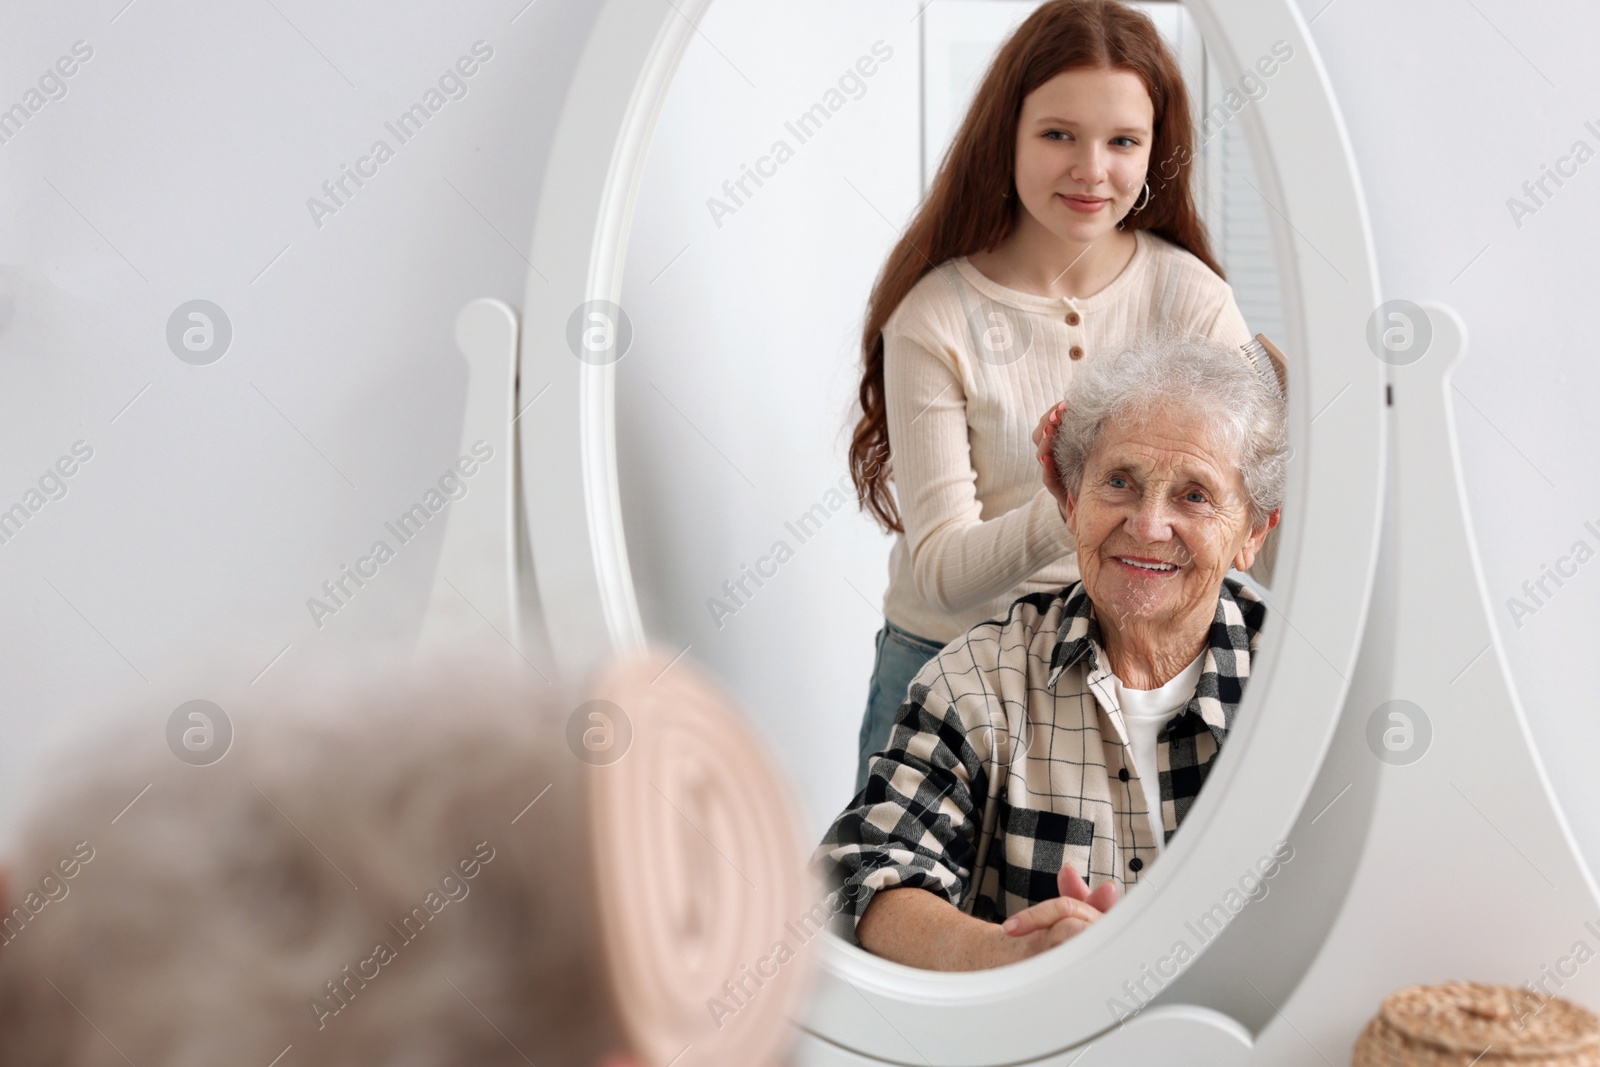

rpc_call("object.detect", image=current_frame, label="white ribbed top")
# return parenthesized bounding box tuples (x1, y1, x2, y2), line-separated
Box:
(881, 228, 1254, 644)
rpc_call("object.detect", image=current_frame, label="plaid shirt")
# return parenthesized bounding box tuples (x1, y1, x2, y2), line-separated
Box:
(814, 577, 1266, 941)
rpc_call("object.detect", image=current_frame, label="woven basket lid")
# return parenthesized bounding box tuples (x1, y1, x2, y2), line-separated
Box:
(1356, 982, 1600, 1066)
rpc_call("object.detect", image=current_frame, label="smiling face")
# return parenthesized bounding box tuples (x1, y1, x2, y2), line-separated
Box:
(1064, 405, 1276, 642)
(1012, 66, 1155, 245)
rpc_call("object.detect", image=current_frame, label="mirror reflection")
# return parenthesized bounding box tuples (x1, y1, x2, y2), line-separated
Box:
(619, 0, 1294, 970)
(817, 331, 1284, 969)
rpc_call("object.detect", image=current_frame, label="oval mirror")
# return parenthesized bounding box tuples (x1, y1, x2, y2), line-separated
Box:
(517, 0, 1383, 1060)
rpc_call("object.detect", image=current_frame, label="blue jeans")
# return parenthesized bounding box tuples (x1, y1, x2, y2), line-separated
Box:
(854, 620, 946, 795)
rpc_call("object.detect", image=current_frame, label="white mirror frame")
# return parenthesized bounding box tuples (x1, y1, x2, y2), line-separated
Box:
(513, 0, 1385, 1061)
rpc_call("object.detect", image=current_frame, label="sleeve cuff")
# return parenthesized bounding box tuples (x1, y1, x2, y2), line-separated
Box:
(1032, 484, 1076, 556)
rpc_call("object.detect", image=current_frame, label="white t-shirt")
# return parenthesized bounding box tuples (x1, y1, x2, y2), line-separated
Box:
(1110, 651, 1206, 854)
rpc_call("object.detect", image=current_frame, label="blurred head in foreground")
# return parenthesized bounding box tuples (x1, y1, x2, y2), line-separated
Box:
(0, 646, 815, 1066)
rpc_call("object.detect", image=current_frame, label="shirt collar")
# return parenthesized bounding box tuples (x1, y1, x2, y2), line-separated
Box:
(1045, 577, 1267, 747)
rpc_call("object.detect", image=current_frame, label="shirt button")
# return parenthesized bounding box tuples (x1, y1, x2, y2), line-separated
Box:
(1065, 311, 1081, 326)
(1129, 857, 1144, 872)
(1118, 767, 1129, 782)
(1069, 345, 1084, 360)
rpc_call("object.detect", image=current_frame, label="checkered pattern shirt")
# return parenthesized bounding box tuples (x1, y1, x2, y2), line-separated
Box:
(814, 577, 1266, 941)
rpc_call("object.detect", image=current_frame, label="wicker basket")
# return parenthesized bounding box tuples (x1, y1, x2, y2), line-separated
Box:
(1354, 982, 1600, 1066)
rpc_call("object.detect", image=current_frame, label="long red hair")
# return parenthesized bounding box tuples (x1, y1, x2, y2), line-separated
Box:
(848, 0, 1223, 533)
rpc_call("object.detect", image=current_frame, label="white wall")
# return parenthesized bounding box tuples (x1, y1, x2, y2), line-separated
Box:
(618, 0, 918, 835)
(1308, 0, 1600, 864)
(0, 0, 1595, 878)
(0, 0, 605, 834)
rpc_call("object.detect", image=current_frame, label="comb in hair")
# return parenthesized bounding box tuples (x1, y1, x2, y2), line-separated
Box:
(1242, 333, 1289, 400)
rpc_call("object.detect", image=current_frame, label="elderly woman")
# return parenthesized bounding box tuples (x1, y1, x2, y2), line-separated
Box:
(813, 332, 1285, 971)
(0, 649, 812, 1066)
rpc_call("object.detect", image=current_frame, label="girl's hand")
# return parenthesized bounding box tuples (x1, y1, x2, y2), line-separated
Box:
(1032, 401, 1071, 509)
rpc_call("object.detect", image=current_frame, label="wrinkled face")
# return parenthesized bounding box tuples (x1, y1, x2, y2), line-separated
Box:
(1013, 66, 1154, 245)
(1064, 406, 1276, 633)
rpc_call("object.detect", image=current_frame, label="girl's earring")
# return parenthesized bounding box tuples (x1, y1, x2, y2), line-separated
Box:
(1118, 180, 1152, 230)
(1129, 180, 1152, 215)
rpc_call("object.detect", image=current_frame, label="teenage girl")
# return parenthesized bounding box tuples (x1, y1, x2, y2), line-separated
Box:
(847, 0, 1258, 793)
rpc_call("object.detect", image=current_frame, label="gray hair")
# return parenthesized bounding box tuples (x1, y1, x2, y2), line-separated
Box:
(0, 651, 621, 1065)
(1050, 331, 1288, 527)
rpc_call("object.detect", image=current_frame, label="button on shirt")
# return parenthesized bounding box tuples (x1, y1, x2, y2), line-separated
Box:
(813, 577, 1266, 940)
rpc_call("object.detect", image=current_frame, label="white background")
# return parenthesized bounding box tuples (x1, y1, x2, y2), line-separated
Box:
(0, 0, 1594, 874)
